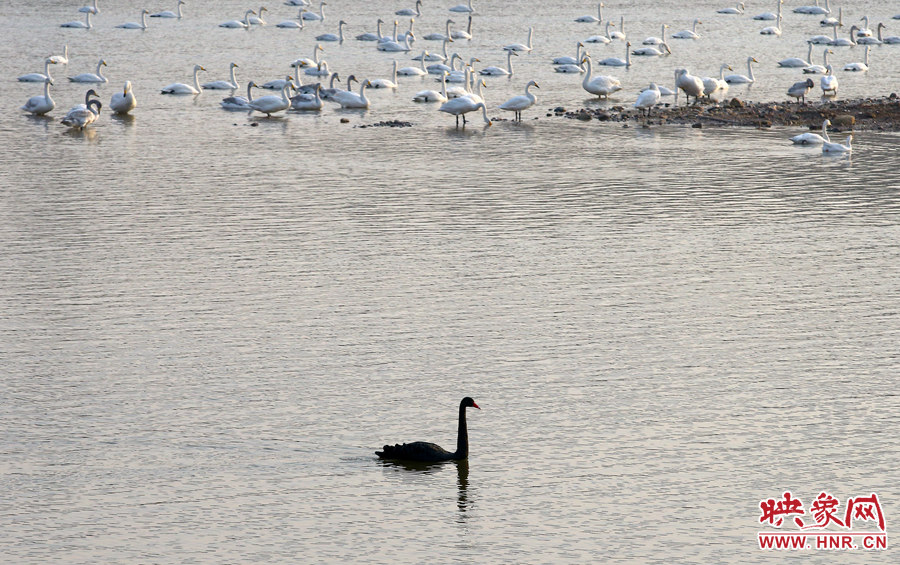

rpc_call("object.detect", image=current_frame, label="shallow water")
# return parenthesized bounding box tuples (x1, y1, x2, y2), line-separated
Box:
(3, 1, 900, 563)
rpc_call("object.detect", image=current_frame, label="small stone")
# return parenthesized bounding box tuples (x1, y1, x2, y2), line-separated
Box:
(833, 114, 855, 128)
(553, 106, 566, 113)
(728, 98, 744, 109)
(692, 122, 702, 129)
(340, 118, 350, 123)
(576, 111, 592, 121)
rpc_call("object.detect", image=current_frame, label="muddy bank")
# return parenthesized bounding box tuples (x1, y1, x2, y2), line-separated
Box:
(553, 94, 900, 132)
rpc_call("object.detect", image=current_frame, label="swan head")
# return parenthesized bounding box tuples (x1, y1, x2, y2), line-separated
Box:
(462, 397, 480, 409)
(85, 88, 99, 99)
(260, 6, 268, 13)
(100, 59, 108, 67)
(528, 80, 540, 89)
(122, 81, 132, 93)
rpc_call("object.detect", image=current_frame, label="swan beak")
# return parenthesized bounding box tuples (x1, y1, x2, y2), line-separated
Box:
(472, 402, 481, 409)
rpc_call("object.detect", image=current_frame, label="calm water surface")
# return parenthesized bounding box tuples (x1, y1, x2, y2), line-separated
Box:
(3, 1, 900, 563)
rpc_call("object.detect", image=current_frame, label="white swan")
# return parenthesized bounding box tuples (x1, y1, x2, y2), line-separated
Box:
(580, 54, 621, 98)
(161, 64, 205, 94)
(21, 78, 55, 115)
(305, 60, 332, 77)
(795, 0, 830, 15)
(585, 21, 615, 43)
(116, 9, 150, 29)
(609, 16, 626, 40)
(820, 65, 838, 95)
(424, 19, 454, 41)
(802, 49, 832, 73)
(634, 82, 660, 116)
(248, 6, 268, 25)
(79, 0, 99, 14)
(449, 0, 475, 14)
(110, 81, 137, 114)
(503, 27, 533, 52)
(276, 10, 306, 28)
(378, 31, 415, 51)
(643, 24, 669, 45)
(553, 42, 584, 65)
(248, 82, 292, 116)
(18, 58, 57, 82)
(291, 83, 323, 111)
(856, 16, 872, 37)
(822, 132, 851, 154)
(416, 38, 452, 61)
(702, 63, 732, 97)
(672, 19, 701, 39)
(779, 42, 813, 67)
(401, 52, 429, 75)
(857, 23, 884, 45)
(675, 68, 704, 102)
(302, 1, 327, 20)
(575, 3, 603, 23)
(396, 0, 422, 17)
(480, 50, 517, 76)
(332, 79, 372, 108)
(717, 2, 744, 14)
(724, 56, 757, 83)
(439, 98, 490, 127)
(842, 45, 870, 71)
(500, 79, 538, 121)
(753, 0, 782, 20)
(61, 89, 101, 129)
(760, 14, 783, 35)
(883, 25, 900, 44)
(829, 25, 858, 46)
(202, 63, 239, 90)
(370, 61, 399, 89)
(596, 41, 631, 67)
(219, 10, 256, 28)
(791, 118, 830, 144)
(151, 1, 185, 18)
(316, 19, 346, 41)
(68, 59, 108, 83)
(787, 78, 814, 102)
(632, 42, 670, 56)
(292, 44, 324, 68)
(355, 18, 383, 40)
(221, 81, 256, 110)
(413, 71, 449, 102)
(820, 6, 842, 27)
(452, 15, 474, 39)
(49, 45, 69, 66)
(61, 10, 92, 28)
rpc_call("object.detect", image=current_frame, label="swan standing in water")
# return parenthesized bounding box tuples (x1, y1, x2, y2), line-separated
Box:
(316, 20, 346, 42)
(724, 56, 757, 83)
(675, 68, 704, 103)
(634, 82, 660, 116)
(69, 59, 108, 83)
(413, 71, 449, 102)
(219, 10, 256, 28)
(480, 50, 517, 76)
(221, 81, 256, 110)
(820, 65, 838, 96)
(61, 11, 93, 28)
(439, 97, 491, 126)
(161, 64, 206, 94)
(500, 79, 538, 121)
(109, 81, 137, 114)
(61, 89, 102, 129)
(580, 54, 621, 98)
(201, 63, 240, 90)
(503, 27, 533, 52)
(291, 83, 323, 110)
(779, 43, 813, 67)
(787, 78, 814, 103)
(791, 118, 830, 144)
(332, 79, 372, 108)
(116, 9, 150, 29)
(575, 3, 603, 23)
(843, 45, 870, 71)
(248, 82, 292, 116)
(596, 41, 631, 67)
(18, 59, 57, 82)
(49, 46, 69, 66)
(151, 1, 185, 18)
(21, 78, 55, 115)
(672, 19, 702, 39)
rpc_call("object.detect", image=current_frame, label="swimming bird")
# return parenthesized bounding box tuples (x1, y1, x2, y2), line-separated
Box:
(795, 0, 830, 15)
(585, 21, 615, 43)
(829, 25, 858, 46)
(396, 0, 422, 17)
(842, 45, 869, 71)
(451, 15, 474, 39)
(634, 82, 660, 116)
(609, 16, 627, 40)
(290, 83, 323, 111)
(221, 81, 256, 110)
(480, 50, 517, 76)
(822, 134, 851, 154)
(377, 398, 480, 462)
(448, 0, 475, 14)
(820, 6, 842, 27)
(575, 3, 604, 23)
(580, 54, 621, 98)
(820, 65, 838, 96)
(857, 23, 884, 44)
(778, 43, 813, 68)
(116, 8, 150, 29)
(49, 45, 69, 66)
(79, 0, 99, 14)
(161, 64, 205, 94)
(276, 10, 306, 28)
(248, 82, 293, 116)
(552, 42, 584, 65)
(302, 1, 327, 20)
(754, 0, 782, 20)
(596, 42, 631, 67)
(672, 19, 702, 39)
(643, 24, 669, 45)
(503, 27, 533, 52)
(109, 81, 137, 114)
(790, 118, 830, 144)
(150, 1, 185, 18)
(424, 19, 455, 41)
(378, 31, 415, 51)
(248, 6, 268, 25)
(219, 10, 256, 28)
(787, 78, 814, 103)
(316, 19, 346, 42)
(717, 2, 744, 14)
(369, 61, 399, 89)
(292, 44, 324, 68)
(68, 59, 108, 83)
(61, 89, 101, 129)
(61, 10, 93, 28)
(632, 42, 670, 56)
(18, 58, 57, 82)
(724, 56, 758, 83)
(413, 72, 449, 102)
(332, 79, 372, 109)
(500, 79, 538, 121)
(760, 14, 783, 35)
(20, 78, 55, 115)
(201, 62, 240, 90)
(802, 49, 832, 74)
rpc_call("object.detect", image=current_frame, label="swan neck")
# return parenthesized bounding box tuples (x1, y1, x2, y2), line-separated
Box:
(455, 401, 469, 458)
(193, 67, 202, 91)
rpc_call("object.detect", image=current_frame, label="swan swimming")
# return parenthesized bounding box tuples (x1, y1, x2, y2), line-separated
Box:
(161, 64, 205, 94)
(503, 27, 533, 52)
(724, 56, 757, 83)
(116, 9, 150, 29)
(316, 20, 346, 42)
(21, 78, 55, 115)
(219, 10, 256, 28)
(575, 3, 604, 23)
(672, 19, 702, 39)
(595, 41, 631, 67)
(290, 83, 324, 111)
(842, 45, 870, 71)
(202, 63, 240, 90)
(68, 59, 108, 83)
(413, 72, 449, 102)
(480, 50, 517, 76)
(791, 118, 830, 144)
(332, 79, 372, 109)
(18, 59, 57, 82)
(221, 81, 256, 110)
(151, 1, 185, 18)
(49, 45, 69, 66)
(61, 10, 93, 28)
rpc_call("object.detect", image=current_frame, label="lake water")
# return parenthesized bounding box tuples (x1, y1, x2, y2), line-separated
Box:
(3, 1, 900, 563)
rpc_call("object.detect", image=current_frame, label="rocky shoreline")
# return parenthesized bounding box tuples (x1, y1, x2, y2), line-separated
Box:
(553, 94, 900, 132)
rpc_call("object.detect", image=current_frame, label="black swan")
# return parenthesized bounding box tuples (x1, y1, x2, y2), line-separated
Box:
(376, 397, 480, 462)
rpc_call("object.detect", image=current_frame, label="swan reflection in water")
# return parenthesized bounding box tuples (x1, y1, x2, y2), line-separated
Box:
(375, 458, 473, 515)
